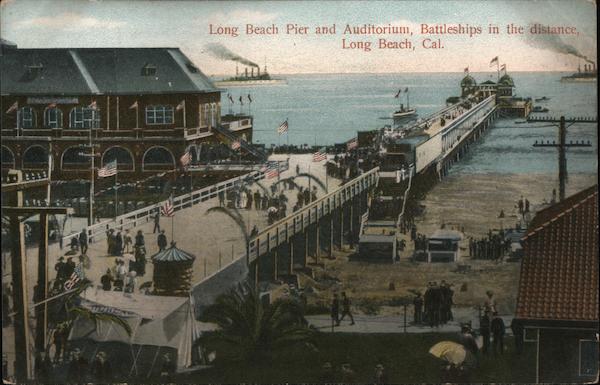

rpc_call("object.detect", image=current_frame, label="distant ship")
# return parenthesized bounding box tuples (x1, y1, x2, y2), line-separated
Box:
(561, 62, 597, 82)
(214, 65, 286, 87)
(393, 87, 417, 118)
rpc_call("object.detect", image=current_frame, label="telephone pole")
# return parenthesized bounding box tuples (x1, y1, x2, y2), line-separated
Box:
(528, 115, 595, 201)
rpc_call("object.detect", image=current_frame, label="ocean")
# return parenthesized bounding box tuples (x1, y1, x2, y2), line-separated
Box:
(224, 72, 597, 175)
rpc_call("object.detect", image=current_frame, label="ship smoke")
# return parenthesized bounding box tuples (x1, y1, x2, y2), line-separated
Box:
(524, 23, 594, 64)
(204, 43, 259, 68)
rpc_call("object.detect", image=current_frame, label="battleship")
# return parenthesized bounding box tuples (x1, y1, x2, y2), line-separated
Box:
(213, 64, 286, 87)
(561, 62, 597, 82)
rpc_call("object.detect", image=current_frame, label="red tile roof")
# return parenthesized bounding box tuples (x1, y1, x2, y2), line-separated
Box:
(515, 185, 598, 322)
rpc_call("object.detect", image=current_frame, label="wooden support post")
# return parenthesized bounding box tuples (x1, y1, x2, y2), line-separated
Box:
(339, 205, 344, 248)
(303, 229, 309, 268)
(288, 238, 294, 275)
(328, 215, 333, 258)
(315, 224, 320, 264)
(272, 248, 278, 282)
(9, 215, 31, 381)
(255, 238, 260, 290)
(35, 213, 49, 352)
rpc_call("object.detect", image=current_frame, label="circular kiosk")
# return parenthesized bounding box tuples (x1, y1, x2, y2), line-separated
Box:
(151, 241, 195, 296)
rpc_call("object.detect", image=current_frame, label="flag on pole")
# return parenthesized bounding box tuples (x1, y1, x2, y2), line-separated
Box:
(176, 100, 185, 111)
(277, 119, 288, 135)
(312, 149, 327, 162)
(489, 56, 499, 66)
(161, 196, 174, 217)
(98, 160, 117, 178)
(88, 100, 97, 109)
(394, 89, 401, 98)
(180, 151, 192, 167)
(64, 263, 84, 290)
(129, 101, 138, 109)
(346, 137, 358, 151)
(265, 166, 279, 179)
(5, 101, 18, 114)
(47, 103, 57, 109)
(248, 94, 252, 103)
(464, 67, 469, 73)
(228, 94, 234, 103)
(231, 140, 241, 150)
(238, 96, 244, 106)
(500, 64, 506, 71)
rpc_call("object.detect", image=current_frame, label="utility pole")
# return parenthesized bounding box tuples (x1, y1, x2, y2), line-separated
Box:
(529, 115, 595, 201)
(79, 129, 100, 226)
(2, 170, 72, 382)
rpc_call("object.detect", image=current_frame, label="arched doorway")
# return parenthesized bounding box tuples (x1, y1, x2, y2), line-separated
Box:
(1, 146, 15, 169)
(102, 146, 135, 171)
(61, 146, 91, 170)
(142, 146, 175, 171)
(22, 145, 49, 169)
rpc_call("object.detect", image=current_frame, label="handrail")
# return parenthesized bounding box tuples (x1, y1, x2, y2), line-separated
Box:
(61, 160, 289, 245)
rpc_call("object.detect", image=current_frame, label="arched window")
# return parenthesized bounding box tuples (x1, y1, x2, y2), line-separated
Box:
(210, 103, 217, 128)
(62, 146, 91, 170)
(69, 107, 100, 129)
(19, 107, 36, 128)
(145, 105, 174, 125)
(45, 107, 63, 128)
(142, 146, 175, 171)
(22, 145, 48, 169)
(102, 146, 134, 171)
(1, 146, 15, 169)
(203, 104, 210, 127)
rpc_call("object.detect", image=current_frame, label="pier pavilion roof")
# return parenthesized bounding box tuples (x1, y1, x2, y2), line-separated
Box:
(460, 74, 476, 87)
(1, 46, 218, 95)
(498, 74, 514, 86)
(515, 185, 598, 323)
(151, 242, 196, 263)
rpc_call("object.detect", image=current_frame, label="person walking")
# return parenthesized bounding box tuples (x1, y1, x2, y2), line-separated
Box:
(331, 293, 340, 327)
(135, 230, 145, 248)
(114, 232, 123, 257)
(339, 292, 355, 325)
(78, 229, 88, 255)
(480, 313, 491, 354)
(153, 210, 161, 233)
(491, 312, 505, 355)
(123, 229, 133, 254)
(218, 190, 225, 207)
(157, 230, 167, 251)
(413, 292, 423, 324)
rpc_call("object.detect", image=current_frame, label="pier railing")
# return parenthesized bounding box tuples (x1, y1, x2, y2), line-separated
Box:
(61, 160, 289, 245)
(247, 167, 380, 262)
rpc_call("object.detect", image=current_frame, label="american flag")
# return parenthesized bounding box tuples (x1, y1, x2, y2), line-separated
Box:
(277, 120, 288, 135)
(489, 56, 499, 66)
(265, 166, 279, 179)
(129, 101, 138, 110)
(5, 101, 18, 114)
(47, 103, 57, 109)
(394, 89, 401, 98)
(98, 160, 117, 178)
(346, 137, 358, 151)
(228, 94, 234, 103)
(64, 264, 84, 290)
(312, 149, 327, 162)
(248, 94, 252, 103)
(464, 67, 469, 73)
(231, 140, 241, 150)
(161, 196, 174, 217)
(180, 151, 192, 167)
(500, 64, 506, 71)
(176, 100, 185, 111)
(238, 95, 244, 106)
(88, 100, 97, 109)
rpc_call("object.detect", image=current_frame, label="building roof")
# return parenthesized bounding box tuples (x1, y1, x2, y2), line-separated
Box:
(460, 75, 476, 87)
(1, 47, 218, 95)
(429, 229, 462, 240)
(479, 80, 496, 85)
(498, 74, 514, 86)
(515, 185, 598, 323)
(151, 242, 196, 263)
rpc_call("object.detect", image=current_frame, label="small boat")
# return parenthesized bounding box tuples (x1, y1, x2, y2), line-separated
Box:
(392, 87, 417, 118)
(535, 96, 551, 102)
(532, 106, 549, 113)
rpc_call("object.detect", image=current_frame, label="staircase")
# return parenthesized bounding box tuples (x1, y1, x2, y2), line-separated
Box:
(213, 125, 269, 161)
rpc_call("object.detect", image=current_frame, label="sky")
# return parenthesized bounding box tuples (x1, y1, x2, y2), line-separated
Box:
(1, 0, 597, 75)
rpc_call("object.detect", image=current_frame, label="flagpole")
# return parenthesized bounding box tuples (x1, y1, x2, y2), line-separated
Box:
(136, 104, 139, 129)
(183, 100, 187, 128)
(114, 165, 118, 218)
(286, 118, 289, 149)
(308, 164, 312, 202)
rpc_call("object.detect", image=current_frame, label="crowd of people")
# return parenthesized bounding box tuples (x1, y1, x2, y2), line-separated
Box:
(412, 281, 455, 327)
(469, 229, 511, 260)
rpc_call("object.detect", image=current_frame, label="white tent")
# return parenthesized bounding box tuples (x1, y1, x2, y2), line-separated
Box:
(68, 288, 215, 374)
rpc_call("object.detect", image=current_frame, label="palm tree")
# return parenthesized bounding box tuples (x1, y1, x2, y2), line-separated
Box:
(206, 206, 249, 243)
(200, 282, 315, 363)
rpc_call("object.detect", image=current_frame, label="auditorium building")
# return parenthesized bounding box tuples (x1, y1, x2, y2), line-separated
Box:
(0, 39, 253, 182)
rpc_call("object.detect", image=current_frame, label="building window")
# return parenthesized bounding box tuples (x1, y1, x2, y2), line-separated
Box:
(145, 105, 174, 125)
(210, 103, 217, 127)
(142, 64, 157, 76)
(45, 107, 63, 128)
(69, 107, 100, 129)
(203, 104, 210, 127)
(19, 107, 36, 128)
(579, 340, 599, 377)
